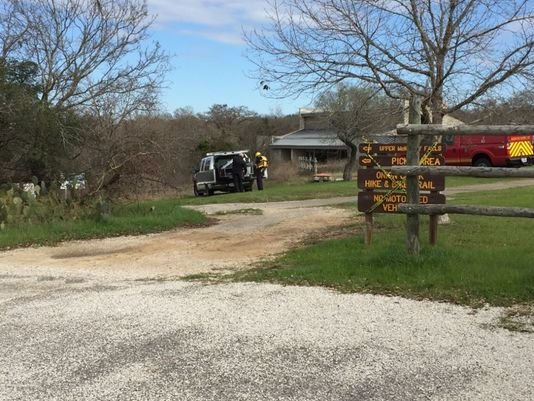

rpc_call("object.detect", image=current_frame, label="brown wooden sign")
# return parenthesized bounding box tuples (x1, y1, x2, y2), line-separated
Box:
(359, 143, 444, 154)
(357, 168, 445, 191)
(358, 191, 446, 213)
(359, 155, 445, 167)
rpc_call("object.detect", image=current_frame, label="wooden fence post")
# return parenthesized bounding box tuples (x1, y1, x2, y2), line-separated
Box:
(364, 212, 373, 246)
(406, 97, 421, 255)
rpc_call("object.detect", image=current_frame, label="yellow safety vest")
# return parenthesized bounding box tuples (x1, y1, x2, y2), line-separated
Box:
(257, 155, 268, 169)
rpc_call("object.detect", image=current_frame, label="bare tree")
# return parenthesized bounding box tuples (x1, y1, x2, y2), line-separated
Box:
(316, 84, 401, 180)
(246, 0, 534, 123)
(455, 89, 534, 124)
(0, 0, 168, 137)
(0, 0, 169, 189)
(201, 104, 258, 136)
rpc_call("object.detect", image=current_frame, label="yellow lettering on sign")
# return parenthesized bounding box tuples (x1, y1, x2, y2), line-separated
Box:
(364, 180, 383, 188)
(420, 157, 442, 166)
(379, 145, 396, 152)
(375, 171, 403, 181)
(382, 204, 398, 212)
(392, 157, 407, 165)
(421, 144, 443, 153)
(392, 180, 406, 189)
(376, 170, 387, 179)
(419, 181, 436, 190)
(385, 194, 407, 202)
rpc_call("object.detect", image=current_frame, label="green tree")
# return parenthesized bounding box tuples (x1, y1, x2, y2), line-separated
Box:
(197, 104, 258, 152)
(0, 59, 71, 181)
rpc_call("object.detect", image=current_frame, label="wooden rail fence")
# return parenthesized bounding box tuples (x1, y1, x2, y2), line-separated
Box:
(392, 123, 534, 255)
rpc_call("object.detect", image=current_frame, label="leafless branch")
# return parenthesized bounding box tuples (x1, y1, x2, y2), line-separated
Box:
(246, 0, 534, 121)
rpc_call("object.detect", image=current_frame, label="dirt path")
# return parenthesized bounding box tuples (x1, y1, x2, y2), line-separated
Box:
(0, 198, 356, 281)
(1, 178, 533, 281)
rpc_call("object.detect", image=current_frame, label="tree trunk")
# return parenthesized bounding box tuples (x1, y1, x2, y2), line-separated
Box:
(342, 141, 358, 181)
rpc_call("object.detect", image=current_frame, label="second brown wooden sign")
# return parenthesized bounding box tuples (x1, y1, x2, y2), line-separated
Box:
(357, 169, 445, 191)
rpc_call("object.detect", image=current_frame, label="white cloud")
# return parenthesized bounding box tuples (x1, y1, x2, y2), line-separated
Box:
(147, 0, 270, 43)
(175, 28, 246, 45)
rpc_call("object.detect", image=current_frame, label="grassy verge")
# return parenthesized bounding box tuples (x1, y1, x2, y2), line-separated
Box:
(178, 180, 358, 205)
(1, 175, 532, 255)
(178, 176, 527, 206)
(445, 175, 519, 188)
(230, 186, 534, 307)
(0, 199, 208, 249)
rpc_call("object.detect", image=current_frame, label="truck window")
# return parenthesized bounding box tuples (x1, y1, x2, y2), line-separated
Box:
(444, 135, 455, 145)
(215, 158, 231, 169)
(200, 158, 211, 172)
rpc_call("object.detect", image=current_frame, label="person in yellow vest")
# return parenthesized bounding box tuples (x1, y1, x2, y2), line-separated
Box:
(254, 151, 269, 190)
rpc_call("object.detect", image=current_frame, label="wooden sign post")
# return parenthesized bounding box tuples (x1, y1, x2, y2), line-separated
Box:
(357, 132, 445, 247)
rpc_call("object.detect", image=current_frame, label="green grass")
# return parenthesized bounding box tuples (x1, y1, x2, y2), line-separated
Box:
(445, 175, 512, 187)
(0, 176, 530, 250)
(448, 185, 534, 207)
(178, 176, 516, 205)
(178, 180, 358, 205)
(230, 186, 534, 307)
(0, 199, 208, 249)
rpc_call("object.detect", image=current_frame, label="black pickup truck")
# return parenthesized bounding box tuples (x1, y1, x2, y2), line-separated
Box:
(192, 150, 255, 196)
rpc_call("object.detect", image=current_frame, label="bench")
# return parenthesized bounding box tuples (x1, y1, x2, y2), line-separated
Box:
(313, 173, 332, 182)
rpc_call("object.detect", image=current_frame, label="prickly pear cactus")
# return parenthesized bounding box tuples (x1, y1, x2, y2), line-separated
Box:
(0, 185, 39, 225)
(0, 181, 90, 227)
(0, 201, 7, 226)
(10, 196, 23, 219)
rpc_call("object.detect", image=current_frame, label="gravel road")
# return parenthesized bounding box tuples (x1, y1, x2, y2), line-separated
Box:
(1, 279, 532, 401)
(1, 182, 533, 400)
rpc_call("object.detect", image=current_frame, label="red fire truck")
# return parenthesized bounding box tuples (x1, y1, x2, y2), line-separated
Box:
(443, 134, 534, 167)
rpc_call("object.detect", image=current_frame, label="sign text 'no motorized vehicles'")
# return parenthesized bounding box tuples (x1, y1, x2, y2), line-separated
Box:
(358, 191, 446, 213)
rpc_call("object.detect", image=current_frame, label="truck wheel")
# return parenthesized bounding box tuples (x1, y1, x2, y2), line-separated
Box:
(473, 156, 492, 167)
(193, 182, 200, 197)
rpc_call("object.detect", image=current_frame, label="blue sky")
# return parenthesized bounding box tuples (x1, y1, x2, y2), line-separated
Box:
(146, 0, 311, 116)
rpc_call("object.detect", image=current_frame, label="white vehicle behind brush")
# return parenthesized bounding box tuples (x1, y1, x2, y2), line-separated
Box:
(192, 150, 255, 196)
